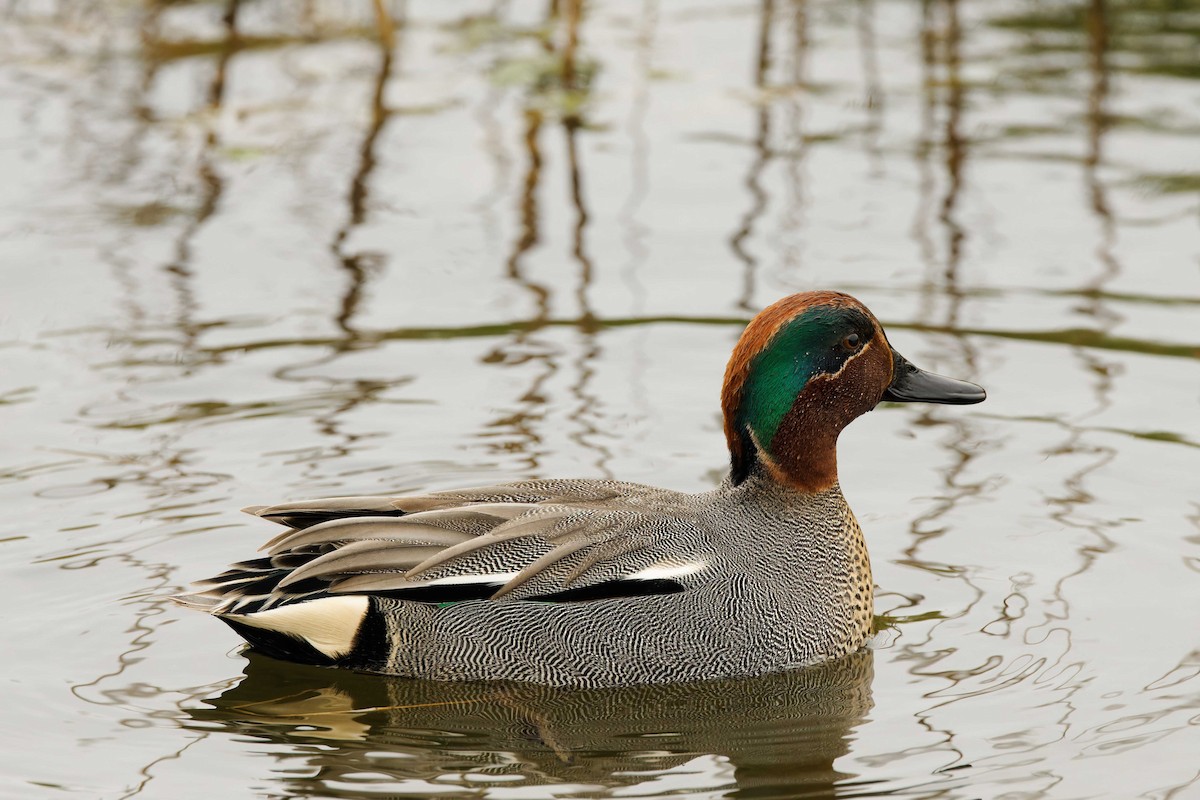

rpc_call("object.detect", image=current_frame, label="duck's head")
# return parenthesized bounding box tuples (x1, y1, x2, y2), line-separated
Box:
(721, 291, 985, 492)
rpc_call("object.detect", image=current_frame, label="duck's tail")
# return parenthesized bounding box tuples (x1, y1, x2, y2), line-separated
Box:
(173, 570, 374, 668)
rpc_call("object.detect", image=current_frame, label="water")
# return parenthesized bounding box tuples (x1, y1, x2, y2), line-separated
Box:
(1, 1, 1197, 798)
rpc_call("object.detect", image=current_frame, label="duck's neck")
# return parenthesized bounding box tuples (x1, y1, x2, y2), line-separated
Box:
(753, 419, 840, 494)
(727, 460, 844, 506)
(733, 379, 852, 493)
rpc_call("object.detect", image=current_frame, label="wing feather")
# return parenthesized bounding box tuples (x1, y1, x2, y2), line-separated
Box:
(262, 516, 480, 555)
(401, 509, 580, 578)
(276, 542, 447, 589)
(195, 479, 705, 613)
(490, 538, 594, 599)
(253, 496, 408, 529)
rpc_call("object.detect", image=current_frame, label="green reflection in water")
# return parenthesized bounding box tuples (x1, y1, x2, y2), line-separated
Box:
(991, 0, 1200, 79)
(168, 316, 1198, 361)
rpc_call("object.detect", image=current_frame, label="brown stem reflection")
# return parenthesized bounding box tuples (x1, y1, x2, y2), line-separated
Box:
(893, 4, 1138, 779)
(564, 117, 594, 321)
(913, 0, 970, 319)
(910, 0, 968, 326)
(938, 0, 966, 305)
(289, 9, 409, 485)
(984, 6, 1123, 763)
(1082, 0, 1122, 326)
(69, 13, 419, 759)
(905, 0, 985, 588)
(911, 0, 938, 280)
(556, 0, 594, 326)
(474, 59, 514, 257)
(506, 108, 551, 314)
(561, 0, 583, 93)
(1000, 0, 1122, 667)
(466, 10, 554, 477)
(856, 0, 885, 177)
(65, 3, 251, 731)
(729, 0, 775, 312)
(481, 1, 611, 478)
(563, 114, 614, 476)
(618, 0, 659, 442)
(147, 0, 242, 365)
(962, 351, 1119, 777)
(619, 0, 656, 311)
(1038, 0, 1126, 621)
(557, 2, 610, 477)
(892, 0, 993, 766)
(484, 107, 556, 476)
(777, 0, 810, 283)
(329, 0, 398, 340)
(117, 734, 206, 800)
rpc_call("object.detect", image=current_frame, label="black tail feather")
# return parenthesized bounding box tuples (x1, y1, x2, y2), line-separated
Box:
(219, 617, 336, 667)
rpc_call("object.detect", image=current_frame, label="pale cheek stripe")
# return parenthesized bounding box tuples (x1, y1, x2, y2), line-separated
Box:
(824, 339, 874, 381)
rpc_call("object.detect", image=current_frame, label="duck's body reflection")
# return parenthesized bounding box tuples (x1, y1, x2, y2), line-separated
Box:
(188, 649, 874, 799)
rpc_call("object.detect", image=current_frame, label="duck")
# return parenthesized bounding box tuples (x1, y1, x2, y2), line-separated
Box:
(179, 291, 985, 688)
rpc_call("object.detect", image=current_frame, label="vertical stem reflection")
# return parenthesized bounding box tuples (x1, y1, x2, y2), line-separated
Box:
(330, 1, 399, 340)
(730, 0, 775, 312)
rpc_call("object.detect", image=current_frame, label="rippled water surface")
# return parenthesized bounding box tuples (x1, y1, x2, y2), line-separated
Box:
(2, 1, 1198, 798)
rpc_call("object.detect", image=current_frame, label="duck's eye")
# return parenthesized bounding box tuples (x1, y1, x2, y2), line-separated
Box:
(842, 333, 862, 351)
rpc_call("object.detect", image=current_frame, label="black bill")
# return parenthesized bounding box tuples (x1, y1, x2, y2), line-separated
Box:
(882, 351, 986, 405)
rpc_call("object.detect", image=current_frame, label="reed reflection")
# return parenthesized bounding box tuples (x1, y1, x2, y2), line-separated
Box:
(473, 21, 515, 259)
(68, 3, 408, 723)
(729, 0, 775, 312)
(856, 0, 885, 177)
(619, 0, 657, 311)
(913, 0, 969, 323)
(777, 0, 810, 289)
(902, 0, 987, 600)
(138, 0, 243, 364)
(482, 106, 556, 475)
(329, 0, 397, 340)
(479, 0, 612, 478)
(563, 108, 615, 476)
(887, 3, 994, 771)
(1031, 0, 1123, 616)
(616, 0, 659, 440)
(888, 3, 1150, 786)
(186, 650, 875, 800)
(728, 0, 812, 307)
(1030, 0, 1125, 636)
(57, 3, 250, 718)
(268, 3, 408, 484)
(1082, 0, 1122, 323)
(984, 3, 1122, 766)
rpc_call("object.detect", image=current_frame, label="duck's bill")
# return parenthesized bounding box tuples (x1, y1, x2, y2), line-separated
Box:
(882, 352, 986, 405)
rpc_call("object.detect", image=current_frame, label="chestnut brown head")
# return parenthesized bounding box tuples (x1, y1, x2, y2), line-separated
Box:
(721, 292, 985, 491)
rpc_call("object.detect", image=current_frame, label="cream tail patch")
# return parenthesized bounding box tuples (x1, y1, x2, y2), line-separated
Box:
(227, 595, 369, 659)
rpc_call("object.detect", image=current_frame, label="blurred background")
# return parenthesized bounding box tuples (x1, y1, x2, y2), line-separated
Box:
(1, 1, 1198, 798)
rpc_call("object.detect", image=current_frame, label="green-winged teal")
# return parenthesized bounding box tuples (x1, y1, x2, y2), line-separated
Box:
(180, 291, 985, 687)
